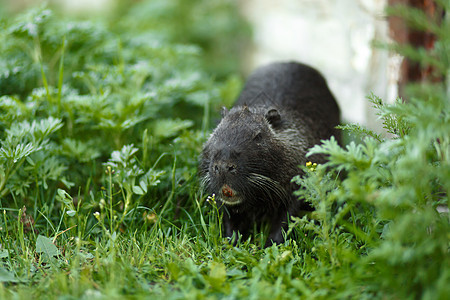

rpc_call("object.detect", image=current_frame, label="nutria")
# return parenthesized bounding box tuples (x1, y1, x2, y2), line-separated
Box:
(199, 62, 340, 246)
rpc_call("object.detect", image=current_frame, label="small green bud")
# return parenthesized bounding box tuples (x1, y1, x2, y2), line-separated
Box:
(99, 199, 106, 209)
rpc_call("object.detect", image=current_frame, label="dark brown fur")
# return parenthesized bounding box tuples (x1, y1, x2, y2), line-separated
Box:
(200, 62, 340, 246)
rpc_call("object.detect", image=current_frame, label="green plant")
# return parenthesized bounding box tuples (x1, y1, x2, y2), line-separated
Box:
(113, 0, 251, 78)
(290, 2, 449, 298)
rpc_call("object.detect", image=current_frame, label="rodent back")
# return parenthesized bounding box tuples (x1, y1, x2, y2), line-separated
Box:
(235, 62, 340, 133)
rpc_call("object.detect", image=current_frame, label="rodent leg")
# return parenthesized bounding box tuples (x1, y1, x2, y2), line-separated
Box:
(265, 211, 288, 247)
(221, 207, 250, 245)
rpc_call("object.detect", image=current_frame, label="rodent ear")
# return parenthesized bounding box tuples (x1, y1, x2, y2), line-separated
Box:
(221, 107, 229, 118)
(265, 108, 281, 127)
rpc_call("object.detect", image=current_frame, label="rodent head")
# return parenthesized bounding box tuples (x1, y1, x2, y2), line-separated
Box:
(200, 105, 289, 209)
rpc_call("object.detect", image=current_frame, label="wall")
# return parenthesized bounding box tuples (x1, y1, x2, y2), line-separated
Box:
(241, 0, 400, 131)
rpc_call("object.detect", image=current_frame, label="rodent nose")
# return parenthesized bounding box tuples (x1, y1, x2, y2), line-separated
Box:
(213, 162, 237, 175)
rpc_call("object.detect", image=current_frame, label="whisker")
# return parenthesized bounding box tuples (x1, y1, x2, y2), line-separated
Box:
(246, 173, 289, 208)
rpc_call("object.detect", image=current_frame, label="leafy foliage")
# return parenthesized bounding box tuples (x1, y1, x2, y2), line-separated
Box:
(290, 3, 449, 297)
(113, 0, 251, 78)
(0, 1, 448, 299)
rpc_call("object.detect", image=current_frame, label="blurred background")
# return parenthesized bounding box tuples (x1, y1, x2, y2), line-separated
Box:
(1, 0, 436, 133)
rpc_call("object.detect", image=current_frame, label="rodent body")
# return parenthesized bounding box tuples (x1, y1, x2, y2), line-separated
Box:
(200, 62, 340, 246)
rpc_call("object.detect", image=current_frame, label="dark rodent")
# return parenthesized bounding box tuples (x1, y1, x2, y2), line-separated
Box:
(199, 62, 340, 246)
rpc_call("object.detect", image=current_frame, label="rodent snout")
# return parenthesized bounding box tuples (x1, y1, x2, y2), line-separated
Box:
(221, 184, 235, 198)
(212, 161, 237, 175)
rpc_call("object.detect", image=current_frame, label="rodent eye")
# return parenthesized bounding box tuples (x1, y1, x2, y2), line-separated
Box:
(253, 132, 263, 142)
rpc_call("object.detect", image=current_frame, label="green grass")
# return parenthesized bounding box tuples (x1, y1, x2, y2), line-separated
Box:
(0, 1, 449, 299)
